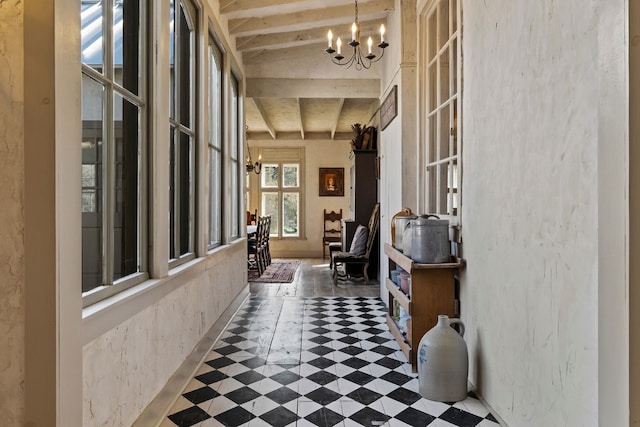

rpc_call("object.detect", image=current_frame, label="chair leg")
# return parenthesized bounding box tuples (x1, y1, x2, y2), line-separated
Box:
(363, 262, 370, 285)
(332, 262, 339, 286)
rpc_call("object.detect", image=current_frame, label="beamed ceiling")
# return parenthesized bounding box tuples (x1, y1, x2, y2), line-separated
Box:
(220, 0, 395, 140)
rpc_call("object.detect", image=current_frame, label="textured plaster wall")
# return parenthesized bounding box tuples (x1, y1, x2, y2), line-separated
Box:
(461, 1, 601, 425)
(247, 139, 352, 258)
(82, 245, 247, 427)
(0, 2, 25, 425)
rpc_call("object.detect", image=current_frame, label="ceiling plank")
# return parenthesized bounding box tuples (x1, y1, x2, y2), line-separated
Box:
(247, 131, 353, 141)
(331, 98, 345, 140)
(228, 0, 394, 35)
(222, 0, 319, 14)
(250, 98, 277, 139)
(236, 19, 386, 52)
(296, 98, 305, 139)
(247, 78, 380, 98)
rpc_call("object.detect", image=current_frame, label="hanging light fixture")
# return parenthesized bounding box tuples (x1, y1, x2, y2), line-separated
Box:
(324, 0, 389, 70)
(245, 126, 262, 174)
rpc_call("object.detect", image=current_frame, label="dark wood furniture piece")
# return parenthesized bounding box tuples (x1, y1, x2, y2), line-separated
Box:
(342, 150, 379, 278)
(333, 203, 380, 285)
(384, 243, 464, 371)
(322, 209, 342, 259)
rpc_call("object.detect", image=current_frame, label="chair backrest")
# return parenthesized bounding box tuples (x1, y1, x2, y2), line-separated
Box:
(363, 203, 380, 257)
(323, 209, 342, 236)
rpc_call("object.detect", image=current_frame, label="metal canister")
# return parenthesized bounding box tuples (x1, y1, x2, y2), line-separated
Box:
(394, 214, 417, 251)
(411, 215, 450, 263)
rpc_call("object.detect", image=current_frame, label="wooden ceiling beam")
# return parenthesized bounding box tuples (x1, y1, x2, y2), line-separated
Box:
(331, 98, 345, 140)
(236, 19, 386, 52)
(247, 78, 380, 98)
(296, 98, 305, 140)
(250, 98, 277, 140)
(247, 131, 353, 141)
(228, 0, 394, 35)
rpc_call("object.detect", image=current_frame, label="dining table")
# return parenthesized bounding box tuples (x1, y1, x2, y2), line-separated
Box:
(247, 225, 257, 237)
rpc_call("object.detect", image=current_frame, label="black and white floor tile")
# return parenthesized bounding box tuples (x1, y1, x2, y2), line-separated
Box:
(164, 297, 499, 427)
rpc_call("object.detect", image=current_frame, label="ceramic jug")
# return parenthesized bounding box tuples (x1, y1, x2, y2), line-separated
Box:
(417, 315, 468, 402)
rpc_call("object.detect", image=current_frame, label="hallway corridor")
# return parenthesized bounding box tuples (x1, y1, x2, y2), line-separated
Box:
(160, 260, 499, 427)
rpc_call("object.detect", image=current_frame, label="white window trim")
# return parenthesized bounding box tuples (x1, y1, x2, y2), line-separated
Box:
(418, 0, 463, 229)
(258, 147, 306, 240)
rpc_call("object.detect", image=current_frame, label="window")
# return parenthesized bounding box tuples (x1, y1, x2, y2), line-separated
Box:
(421, 0, 461, 223)
(169, 0, 197, 264)
(259, 149, 304, 238)
(229, 75, 241, 238)
(81, 0, 147, 296)
(208, 38, 223, 248)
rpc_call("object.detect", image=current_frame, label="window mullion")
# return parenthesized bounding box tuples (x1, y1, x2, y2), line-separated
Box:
(104, 83, 116, 285)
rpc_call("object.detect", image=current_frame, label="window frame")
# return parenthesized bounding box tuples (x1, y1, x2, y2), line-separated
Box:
(81, 0, 149, 306)
(168, 0, 198, 267)
(419, 0, 462, 227)
(229, 74, 242, 240)
(207, 35, 224, 250)
(258, 148, 305, 239)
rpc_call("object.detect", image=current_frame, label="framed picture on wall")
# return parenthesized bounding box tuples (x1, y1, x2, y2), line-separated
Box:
(380, 85, 397, 131)
(319, 168, 344, 197)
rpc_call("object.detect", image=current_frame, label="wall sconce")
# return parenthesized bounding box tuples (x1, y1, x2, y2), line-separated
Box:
(246, 152, 262, 175)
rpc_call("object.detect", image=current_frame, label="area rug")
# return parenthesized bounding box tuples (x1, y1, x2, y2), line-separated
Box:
(248, 260, 301, 283)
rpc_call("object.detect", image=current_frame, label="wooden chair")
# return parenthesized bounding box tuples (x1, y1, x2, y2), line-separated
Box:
(248, 216, 265, 274)
(332, 203, 380, 286)
(322, 209, 342, 259)
(246, 209, 257, 225)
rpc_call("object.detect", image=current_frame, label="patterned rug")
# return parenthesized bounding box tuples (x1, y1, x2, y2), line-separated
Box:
(248, 260, 300, 283)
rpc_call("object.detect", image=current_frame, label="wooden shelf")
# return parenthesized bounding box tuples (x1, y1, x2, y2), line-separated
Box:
(384, 242, 463, 372)
(384, 243, 464, 271)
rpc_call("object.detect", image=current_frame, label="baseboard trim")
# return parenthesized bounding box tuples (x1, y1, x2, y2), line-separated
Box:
(132, 285, 250, 427)
(467, 381, 508, 426)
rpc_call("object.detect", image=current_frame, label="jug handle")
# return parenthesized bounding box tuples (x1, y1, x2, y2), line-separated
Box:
(449, 318, 465, 337)
(391, 207, 413, 247)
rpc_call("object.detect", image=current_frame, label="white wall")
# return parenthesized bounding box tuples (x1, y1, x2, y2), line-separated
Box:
(0, 3, 25, 425)
(247, 139, 352, 258)
(461, 1, 627, 425)
(83, 245, 247, 426)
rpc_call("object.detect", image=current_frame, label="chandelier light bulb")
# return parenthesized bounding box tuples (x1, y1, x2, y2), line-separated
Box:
(351, 22, 357, 42)
(337, 37, 342, 55)
(367, 37, 372, 54)
(328, 30, 333, 48)
(380, 24, 385, 43)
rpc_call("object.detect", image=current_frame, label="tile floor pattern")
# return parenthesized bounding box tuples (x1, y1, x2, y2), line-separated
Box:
(164, 296, 499, 427)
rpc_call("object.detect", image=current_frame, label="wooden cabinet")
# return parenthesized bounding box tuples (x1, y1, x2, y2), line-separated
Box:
(384, 243, 463, 371)
(343, 150, 378, 278)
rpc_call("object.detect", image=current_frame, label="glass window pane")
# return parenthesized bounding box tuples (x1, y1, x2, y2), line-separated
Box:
(438, 163, 448, 215)
(209, 43, 223, 149)
(113, 93, 141, 280)
(169, 128, 176, 260)
(179, 3, 193, 128)
(82, 74, 105, 292)
(451, 0, 457, 36)
(427, 10, 437, 62)
(428, 64, 437, 112)
(262, 193, 279, 236)
(81, 1, 104, 73)
(440, 48, 450, 103)
(283, 164, 299, 187)
(261, 164, 279, 188)
(439, 104, 450, 161)
(282, 193, 299, 237)
(439, 0, 449, 49)
(209, 147, 221, 245)
(169, 0, 176, 119)
(179, 131, 192, 256)
(114, 0, 140, 95)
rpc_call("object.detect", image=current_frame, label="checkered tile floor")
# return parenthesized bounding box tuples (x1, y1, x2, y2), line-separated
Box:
(165, 297, 499, 427)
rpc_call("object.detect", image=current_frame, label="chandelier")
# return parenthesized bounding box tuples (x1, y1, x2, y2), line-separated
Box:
(324, 0, 389, 70)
